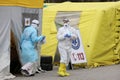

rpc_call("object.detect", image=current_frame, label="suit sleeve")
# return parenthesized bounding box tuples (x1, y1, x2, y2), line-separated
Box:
(57, 28, 65, 41)
(31, 29, 43, 43)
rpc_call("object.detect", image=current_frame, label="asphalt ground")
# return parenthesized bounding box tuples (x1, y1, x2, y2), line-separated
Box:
(12, 64, 120, 80)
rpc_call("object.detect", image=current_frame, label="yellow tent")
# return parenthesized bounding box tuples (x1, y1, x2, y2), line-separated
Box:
(41, 2, 120, 68)
(0, 0, 43, 8)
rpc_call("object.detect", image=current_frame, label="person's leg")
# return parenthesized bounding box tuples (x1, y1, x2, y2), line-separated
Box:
(66, 49, 73, 70)
(58, 63, 65, 77)
(36, 45, 46, 73)
(63, 48, 72, 76)
(58, 47, 69, 77)
(35, 54, 46, 73)
(63, 63, 70, 76)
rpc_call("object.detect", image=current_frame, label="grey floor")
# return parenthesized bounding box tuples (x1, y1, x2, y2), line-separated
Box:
(12, 64, 120, 80)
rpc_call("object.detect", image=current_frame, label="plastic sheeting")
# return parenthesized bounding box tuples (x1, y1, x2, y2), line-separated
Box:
(41, 2, 120, 68)
(0, 0, 44, 8)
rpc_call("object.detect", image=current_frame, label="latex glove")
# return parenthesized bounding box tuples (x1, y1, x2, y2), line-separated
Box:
(64, 34, 71, 38)
(40, 36, 46, 42)
(42, 38, 46, 44)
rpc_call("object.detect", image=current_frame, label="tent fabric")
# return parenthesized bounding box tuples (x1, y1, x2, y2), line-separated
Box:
(41, 2, 120, 68)
(0, 0, 44, 8)
(0, 7, 11, 72)
(0, 6, 42, 77)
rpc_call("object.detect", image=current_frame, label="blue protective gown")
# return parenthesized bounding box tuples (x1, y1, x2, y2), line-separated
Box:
(20, 25, 42, 65)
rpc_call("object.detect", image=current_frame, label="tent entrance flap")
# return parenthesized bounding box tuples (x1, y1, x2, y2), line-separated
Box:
(55, 11, 81, 30)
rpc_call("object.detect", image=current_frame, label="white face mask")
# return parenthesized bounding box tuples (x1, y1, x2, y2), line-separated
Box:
(31, 23, 38, 30)
(35, 27, 39, 30)
(64, 23, 70, 27)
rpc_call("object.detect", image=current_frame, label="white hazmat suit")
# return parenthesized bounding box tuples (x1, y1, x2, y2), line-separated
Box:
(57, 19, 77, 77)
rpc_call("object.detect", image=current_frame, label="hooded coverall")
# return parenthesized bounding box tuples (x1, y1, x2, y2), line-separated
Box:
(57, 24, 77, 76)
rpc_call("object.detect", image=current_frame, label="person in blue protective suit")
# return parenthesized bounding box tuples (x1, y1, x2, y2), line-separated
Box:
(20, 19, 46, 76)
(57, 18, 78, 77)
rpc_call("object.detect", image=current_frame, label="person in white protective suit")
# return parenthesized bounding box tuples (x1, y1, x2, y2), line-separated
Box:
(20, 19, 46, 76)
(57, 18, 78, 77)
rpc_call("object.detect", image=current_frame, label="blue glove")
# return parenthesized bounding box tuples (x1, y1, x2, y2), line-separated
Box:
(64, 34, 71, 38)
(40, 36, 46, 42)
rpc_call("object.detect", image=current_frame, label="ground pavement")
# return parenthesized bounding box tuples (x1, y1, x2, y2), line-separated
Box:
(12, 64, 120, 80)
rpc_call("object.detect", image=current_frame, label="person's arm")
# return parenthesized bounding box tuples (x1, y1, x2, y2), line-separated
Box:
(57, 28, 65, 41)
(31, 29, 43, 43)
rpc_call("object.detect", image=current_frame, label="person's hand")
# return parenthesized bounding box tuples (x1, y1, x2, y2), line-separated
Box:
(64, 34, 71, 38)
(42, 38, 46, 44)
(41, 36, 46, 42)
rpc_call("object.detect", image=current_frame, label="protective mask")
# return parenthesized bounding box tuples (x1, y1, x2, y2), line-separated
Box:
(64, 23, 69, 27)
(31, 24, 38, 30)
(35, 27, 39, 30)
